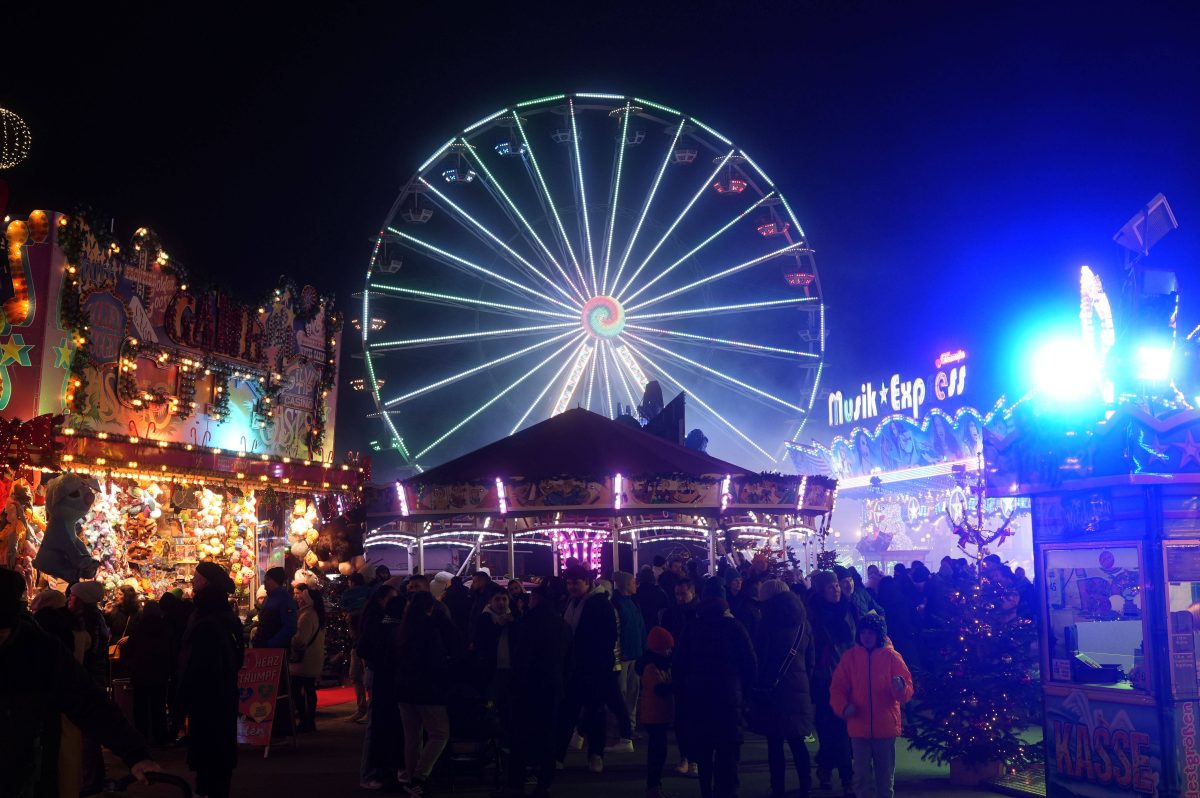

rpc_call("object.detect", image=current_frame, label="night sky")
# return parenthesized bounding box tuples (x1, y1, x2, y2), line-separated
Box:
(5, 2, 1198, 474)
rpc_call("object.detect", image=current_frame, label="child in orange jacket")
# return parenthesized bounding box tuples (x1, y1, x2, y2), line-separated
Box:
(637, 626, 675, 798)
(830, 613, 913, 798)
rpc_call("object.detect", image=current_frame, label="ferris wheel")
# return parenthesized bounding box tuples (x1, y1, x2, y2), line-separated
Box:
(359, 92, 826, 470)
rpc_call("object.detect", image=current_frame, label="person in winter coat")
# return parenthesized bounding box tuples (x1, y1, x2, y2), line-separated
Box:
(836, 566, 884, 621)
(661, 577, 699, 644)
(727, 574, 761, 638)
(807, 570, 856, 794)
(69, 579, 111, 794)
(124, 600, 175, 744)
(610, 571, 646, 752)
(397, 590, 465, 796)
(673, 595, 757, 798)
(0, 568, 160, 798)
(829, 614, 913, 798)
(506, 579, 529, 618)
(874, 577, 916, 664)
(638, 626, 675, 798)
(633, 567, 669, 631)
(106, 585, 141, 677)
(176, 561, 245, 798)
(470, 589, 515, 742)
(252, 567, 297, 649)
(290, 584, 327, 733)
(503, 584, 573, 797)
(354, 584, 400, 790)
(750, 580, 815, 798)
(556, 565, 619, 772)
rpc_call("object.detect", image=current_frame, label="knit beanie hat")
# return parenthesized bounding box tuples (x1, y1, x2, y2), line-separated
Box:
(31, 588, 67, 613)
(856, 611, 888, 642)
(758, 579, 790, 602)
(700, 577, 726, 601)
(647, 625, 674, 654)
(832, 565, 850, 581)
(70, 580, 105, 604)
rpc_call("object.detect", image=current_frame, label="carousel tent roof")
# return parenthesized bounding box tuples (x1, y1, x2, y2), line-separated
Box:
(407, 408, 753, 484)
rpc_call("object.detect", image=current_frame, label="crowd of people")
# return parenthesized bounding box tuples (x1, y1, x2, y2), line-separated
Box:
(0, 549, 1037, 798)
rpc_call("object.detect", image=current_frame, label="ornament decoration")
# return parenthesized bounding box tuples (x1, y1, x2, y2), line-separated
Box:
(947, 454, 1015, 556)
(0, 108, 32, 170)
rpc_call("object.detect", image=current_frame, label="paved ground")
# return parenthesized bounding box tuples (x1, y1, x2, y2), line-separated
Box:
(112, 695, 1016, 798)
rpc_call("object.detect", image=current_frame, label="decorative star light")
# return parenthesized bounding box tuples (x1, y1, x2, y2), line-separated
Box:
(53, 337, 75, 369)
(1174, 431, 1200, 470)
(0, 334, 33, 367)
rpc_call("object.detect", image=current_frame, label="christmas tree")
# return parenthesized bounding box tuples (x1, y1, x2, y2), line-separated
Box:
(904, 569, 1041, 769)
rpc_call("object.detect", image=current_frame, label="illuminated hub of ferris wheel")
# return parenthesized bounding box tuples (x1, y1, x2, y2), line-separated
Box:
(360, 93, 826, 469)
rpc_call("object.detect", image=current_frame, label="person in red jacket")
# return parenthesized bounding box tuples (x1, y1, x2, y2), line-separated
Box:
(829, 613, 913, 798)
(637, 626, 675, 798)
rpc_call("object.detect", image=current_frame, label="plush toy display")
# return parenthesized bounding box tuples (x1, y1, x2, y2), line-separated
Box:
(32, 473, 100, 582)
(0, 480, 35, 570)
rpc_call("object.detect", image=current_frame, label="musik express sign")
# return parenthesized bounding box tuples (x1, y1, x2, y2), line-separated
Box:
(827, 349, 968, 428)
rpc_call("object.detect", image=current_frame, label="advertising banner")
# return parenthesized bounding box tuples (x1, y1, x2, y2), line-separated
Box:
(236, 648, 285, 747)
(1043, 688, 1162, 797)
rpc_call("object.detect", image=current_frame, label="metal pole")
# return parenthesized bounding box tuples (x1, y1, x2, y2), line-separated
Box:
(611, 521, 620, 576)
(552, 533, 560, 577)
(406, 543, 413, 575)
(417, 536, 425, 575)
(476, 533, 485, 573)
(632, 528, 640, 573)
(708, 522, 717, 577)
(507, 525, 516, 579)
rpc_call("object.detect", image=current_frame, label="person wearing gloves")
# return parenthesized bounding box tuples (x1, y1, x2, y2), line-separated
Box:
(829, 613, 913, 798)
(0, 567, 160, 798)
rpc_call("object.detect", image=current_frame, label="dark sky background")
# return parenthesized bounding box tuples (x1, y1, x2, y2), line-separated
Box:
(4, 2, 1198, 473)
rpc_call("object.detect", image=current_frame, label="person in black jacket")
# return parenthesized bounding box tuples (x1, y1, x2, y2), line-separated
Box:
(556, 565, 618, 772)
(633, 567, 668, 631)
(125, 600, 175, 744)
(397, 590, 464, 796)
(176, 562, 245, 798)
(354, 584, 401, 790)
(749, 581, 815, 798)
(503, 584, 572, 797)
(0, 567, 160, 798)
(674, 594, 757, 798)
(661, 577, 699, 643)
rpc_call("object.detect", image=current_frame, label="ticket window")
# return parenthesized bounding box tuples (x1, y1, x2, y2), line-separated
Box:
(1165, 542, 1200, 699)
(1043, 545, 1148, 692)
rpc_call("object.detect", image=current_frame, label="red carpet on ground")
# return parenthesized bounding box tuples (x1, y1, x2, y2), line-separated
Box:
(316, 686, 357, 708)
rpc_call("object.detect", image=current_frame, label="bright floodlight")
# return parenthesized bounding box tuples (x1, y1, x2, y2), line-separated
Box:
(1032, 338, 1096, 400)
(1136, 346, 1172, 382)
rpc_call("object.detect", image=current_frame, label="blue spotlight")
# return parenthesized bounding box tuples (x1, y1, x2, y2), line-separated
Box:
(1032, 337, 1097, 401)
(1135, 346, 1173, 382)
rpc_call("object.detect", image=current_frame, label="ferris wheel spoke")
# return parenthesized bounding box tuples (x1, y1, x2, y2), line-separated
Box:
(414, 334, 583, 461)
(417, 175, 582, 309)
(627, 296, 818, 322)
(623, 342, 776, 463)
(511, 336, 589, 434)
(615, 150, 734, 301)
(625, 241, 807, 313)
(387, 227, 578, 313)
(584, 344, 599, 411)
(383, 329, 577, 408)
(553, 342, 595, 415)
(568, 99, 599, 295)
(609, 119, 684, 297)
(369, 321, 576, 351)
(600, 103, 632, 296)
(599, 339, 615, 418)
(625, 332, 807, 414)
(368, 283, 575, 320)
(513, 112, 590, 294)
(623, 191, 775, 305)
(626, 324, 819, 359)
(606, 341, 641, 411)
(464, 143, 589, 304)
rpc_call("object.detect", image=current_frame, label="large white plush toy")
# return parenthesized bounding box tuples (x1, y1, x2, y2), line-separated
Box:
(32, 473, 101, 582)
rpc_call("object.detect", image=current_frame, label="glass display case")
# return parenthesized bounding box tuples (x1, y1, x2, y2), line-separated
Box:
(1042, 544, 1149, 692)
(1164, 541, 1200, 700)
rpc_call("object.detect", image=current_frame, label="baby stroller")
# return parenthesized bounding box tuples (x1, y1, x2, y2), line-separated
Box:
(438, 683, 503, 791)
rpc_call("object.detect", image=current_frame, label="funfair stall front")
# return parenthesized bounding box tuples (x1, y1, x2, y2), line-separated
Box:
(0, 209, 362, 604)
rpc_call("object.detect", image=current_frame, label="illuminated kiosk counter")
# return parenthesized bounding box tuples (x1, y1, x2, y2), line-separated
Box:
(990, 403, 1200, 797)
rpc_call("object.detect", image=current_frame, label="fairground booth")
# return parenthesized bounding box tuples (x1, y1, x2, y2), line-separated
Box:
(786, 348, 1034, 574)
(0, 209, 363, 605)
(363, 407, 838, 578)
